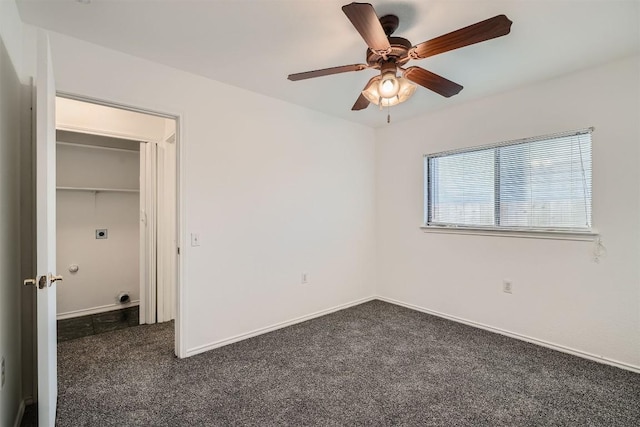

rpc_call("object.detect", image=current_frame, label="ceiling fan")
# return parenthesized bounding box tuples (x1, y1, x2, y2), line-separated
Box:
(288, 2, 512, 112)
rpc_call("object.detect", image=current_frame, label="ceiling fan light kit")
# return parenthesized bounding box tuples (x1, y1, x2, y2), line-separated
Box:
(287, 2, 512, 120)
(378, 62, 400, 97)
(362, 75, 416, 108)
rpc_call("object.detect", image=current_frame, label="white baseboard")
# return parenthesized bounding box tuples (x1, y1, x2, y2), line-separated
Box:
(13, 399, 26, 427)
(184, 295, 640, 374)
(185, 296, 375, 357)
(377, 296, 640, 374)
(57, 300, 140, 320)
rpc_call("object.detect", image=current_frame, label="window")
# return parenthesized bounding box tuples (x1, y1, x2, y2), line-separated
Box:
(424, 129, 593, 233)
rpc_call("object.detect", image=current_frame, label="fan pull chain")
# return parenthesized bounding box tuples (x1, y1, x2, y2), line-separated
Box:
(377, 98, 392, 123)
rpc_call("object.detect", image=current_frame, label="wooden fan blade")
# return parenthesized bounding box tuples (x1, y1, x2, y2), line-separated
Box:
(352, 93, 370, 111)
(288, 64, 367, 81)
(410, 15, 512, 59)
(404, 67, 463, 98)
(352, 76, 378, 110)
(342, 2, 391, 54)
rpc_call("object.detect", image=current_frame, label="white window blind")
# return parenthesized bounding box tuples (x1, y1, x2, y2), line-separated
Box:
(425, 129, 592, 232)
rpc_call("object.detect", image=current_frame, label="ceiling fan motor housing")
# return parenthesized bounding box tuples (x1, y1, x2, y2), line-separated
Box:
(366, 36, 412, 68)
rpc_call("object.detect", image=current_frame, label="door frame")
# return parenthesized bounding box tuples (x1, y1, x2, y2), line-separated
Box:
(55, 91, 186, 358)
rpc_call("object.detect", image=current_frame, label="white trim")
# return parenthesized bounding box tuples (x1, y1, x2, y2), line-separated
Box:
(13, 399, 26, 427)
(420, 225, 599, 241)
(57, 140, 141, 153)
(139, 142, 147, 325)
(156, 143, 165, 323)
(175, 113, 187, 358)
(185, 296, 376, 357)
(156, 135, 177, 323)
(57, 123, 153, 143)
(139, 142, 157, 325)
(57, 91, 178, 120)
(56, 300, 140, 320)
(377, 296, 640, 374)
(57, 186, 139, 193)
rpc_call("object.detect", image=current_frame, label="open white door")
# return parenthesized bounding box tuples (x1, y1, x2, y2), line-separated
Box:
(35, 30, 58, 427)
(139, 136, 177, 324)
(156, 137, 177, 322)
(140, 141, 156, 324)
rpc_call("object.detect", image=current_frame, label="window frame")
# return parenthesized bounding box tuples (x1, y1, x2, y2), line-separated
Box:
(422, 128, 598, 241)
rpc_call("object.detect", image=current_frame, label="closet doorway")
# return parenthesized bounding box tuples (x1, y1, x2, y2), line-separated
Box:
(54, 95, 179, 345)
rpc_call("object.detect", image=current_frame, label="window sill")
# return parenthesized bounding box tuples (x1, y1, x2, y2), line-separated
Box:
(420, 225, 599, 241)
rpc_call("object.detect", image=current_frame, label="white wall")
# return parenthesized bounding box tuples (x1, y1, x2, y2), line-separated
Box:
(45, 31, 377, 355)
(57, 142, 139, 190)
(376, 56, 640, 369)
(0, 0, 24, 424)
(56, 142, 140, 318)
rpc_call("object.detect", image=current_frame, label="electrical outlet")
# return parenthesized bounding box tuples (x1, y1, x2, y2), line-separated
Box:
(301, 272, 309, 284)
(1, 356, 5, 389)
(503, 280, 513, 294)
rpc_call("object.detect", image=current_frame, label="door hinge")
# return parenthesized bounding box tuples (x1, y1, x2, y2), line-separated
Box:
(177, 247, 180, 255)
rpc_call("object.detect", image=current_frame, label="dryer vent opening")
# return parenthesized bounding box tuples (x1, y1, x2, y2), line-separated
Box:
(117, 292, 131, 304)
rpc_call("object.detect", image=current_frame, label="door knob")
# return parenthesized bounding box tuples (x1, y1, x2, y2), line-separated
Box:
(23, 275, 62, 289)
(22, 277, 47, 288)
(49, 274, 63, 285)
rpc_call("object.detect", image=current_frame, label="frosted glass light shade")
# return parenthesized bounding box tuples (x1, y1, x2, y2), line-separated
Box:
(362, 76, 417, 107)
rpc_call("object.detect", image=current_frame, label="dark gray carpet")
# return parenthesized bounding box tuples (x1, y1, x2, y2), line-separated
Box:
(56, 300, 640, 426)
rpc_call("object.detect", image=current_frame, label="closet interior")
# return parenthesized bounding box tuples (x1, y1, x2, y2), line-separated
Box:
(55, 96, 177, 341)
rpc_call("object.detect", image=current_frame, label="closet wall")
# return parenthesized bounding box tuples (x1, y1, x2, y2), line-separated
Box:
(55, 96, 175, 320)
(56, 132, 140, 318)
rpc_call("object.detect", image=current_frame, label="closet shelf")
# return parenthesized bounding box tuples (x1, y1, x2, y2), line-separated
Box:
(56, 186, 140, 193)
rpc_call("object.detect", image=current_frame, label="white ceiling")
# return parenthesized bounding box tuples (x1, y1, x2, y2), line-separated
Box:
(17, 0, 640, 128)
